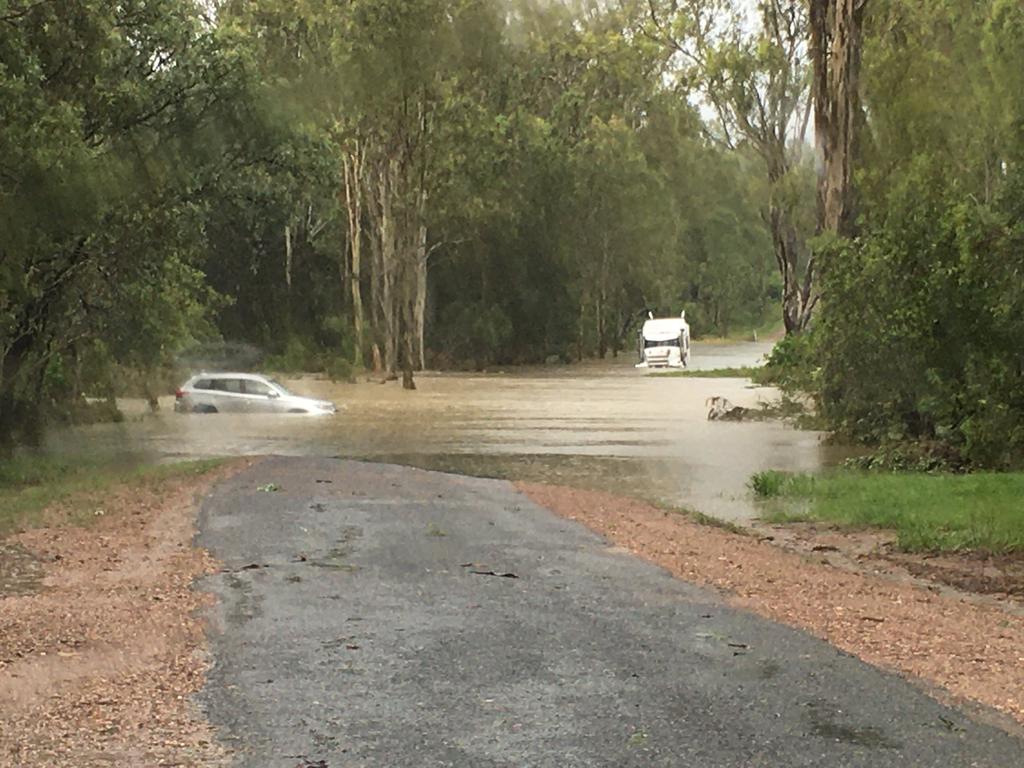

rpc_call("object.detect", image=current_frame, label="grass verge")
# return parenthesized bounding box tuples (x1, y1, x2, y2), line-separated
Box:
(649, 366, 762, 379)
(0, 453, 226, 536)
(750, 469, 1024, 553)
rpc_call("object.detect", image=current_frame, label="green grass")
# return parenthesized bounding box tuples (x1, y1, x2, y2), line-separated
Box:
(0, 453, 225, 536)
(649, 366, 761, 378)
(751, 469, 1024, 554)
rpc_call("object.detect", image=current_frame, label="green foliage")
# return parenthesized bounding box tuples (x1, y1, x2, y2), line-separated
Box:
(434, 302, 514, 369)
(758, 0, 1024, 468)
(749, 470, 816, 499)
(843, 442, 969, 474)
(750, 470, 787, 498)
(0, 0, 242, 448)
(812, 160, 1024, 467)
(755, 470, 1024, 554)
(265, 337, 356, 382)
(755, 331, 819, 392)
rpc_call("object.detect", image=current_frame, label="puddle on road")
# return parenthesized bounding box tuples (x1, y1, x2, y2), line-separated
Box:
(0, 542, 45, 597)
(44, 342, 851, 523)
(807, 703, 902, 750)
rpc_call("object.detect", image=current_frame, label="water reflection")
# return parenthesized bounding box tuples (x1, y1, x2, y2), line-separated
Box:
(47, 342, 847, 522)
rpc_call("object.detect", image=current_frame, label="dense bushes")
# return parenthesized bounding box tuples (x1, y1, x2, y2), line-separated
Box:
(779, 164, 1024, 468)
(755, 1, 1024, 470)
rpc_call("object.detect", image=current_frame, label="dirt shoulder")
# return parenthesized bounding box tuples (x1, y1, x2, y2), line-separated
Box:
(517, 482, 1024, 730)
(750, 520, 1024, 608)
(0, 462, 246, 768)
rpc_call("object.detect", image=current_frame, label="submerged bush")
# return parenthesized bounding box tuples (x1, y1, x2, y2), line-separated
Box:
(749, 470, 817, 498)
(749, 470, 789, 498)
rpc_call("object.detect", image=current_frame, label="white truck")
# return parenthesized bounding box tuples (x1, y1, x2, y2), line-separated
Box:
(635, 311, 691, 369)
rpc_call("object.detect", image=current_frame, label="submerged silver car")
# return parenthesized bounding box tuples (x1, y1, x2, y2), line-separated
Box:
(174, 373, 337, 415)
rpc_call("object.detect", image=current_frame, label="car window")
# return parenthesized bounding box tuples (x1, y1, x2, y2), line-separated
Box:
(268, 379, 293, 396)
(211, 378, 244, 393)
(193, 379, 213, 390)
(244, 379, 273, 396)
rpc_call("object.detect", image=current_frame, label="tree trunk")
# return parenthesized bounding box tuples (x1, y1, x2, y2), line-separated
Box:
(0, 336, 44, 452)
(401, 274, 417, 389)
(342, 145, 365, 368)
(576, 302, 585, 362)
(413, 191, 428, 371)
(368, 157, 399, 377)
(597, 233, 609, 359)
(811, 0, 867, 238)
(765, 155, 817, 335)
(284, 223, 293, 290)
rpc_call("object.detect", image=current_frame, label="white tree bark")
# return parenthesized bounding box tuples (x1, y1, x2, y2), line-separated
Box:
(342, 141, 365, 366)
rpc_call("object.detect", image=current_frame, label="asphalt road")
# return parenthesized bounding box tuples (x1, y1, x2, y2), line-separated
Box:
(196, 458, 1022, 767)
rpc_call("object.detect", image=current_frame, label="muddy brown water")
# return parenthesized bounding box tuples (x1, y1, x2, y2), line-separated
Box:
(44, 342, 849, 523)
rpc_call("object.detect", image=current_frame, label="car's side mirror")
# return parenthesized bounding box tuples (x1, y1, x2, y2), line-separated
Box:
(267, 391, 280, 398)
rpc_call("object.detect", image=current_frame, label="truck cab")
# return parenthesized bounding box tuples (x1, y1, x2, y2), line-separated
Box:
(635, 312, 690, 369)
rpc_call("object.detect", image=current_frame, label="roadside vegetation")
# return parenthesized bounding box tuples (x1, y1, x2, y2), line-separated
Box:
(755, 3, 1024, 471)
(652, 367, 762, 379)
(0, 454, 225, 536)
(751, 469, 1024, 554)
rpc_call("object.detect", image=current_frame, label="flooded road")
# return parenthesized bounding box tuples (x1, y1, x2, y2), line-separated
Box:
(48, 342, 845, 522)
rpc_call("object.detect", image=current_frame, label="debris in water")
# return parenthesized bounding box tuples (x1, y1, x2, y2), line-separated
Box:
(706, 396, 751, 421)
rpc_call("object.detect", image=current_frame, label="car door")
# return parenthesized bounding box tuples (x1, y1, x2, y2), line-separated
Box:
(241, 378, 280, 413)
(211, 378, 248, 412)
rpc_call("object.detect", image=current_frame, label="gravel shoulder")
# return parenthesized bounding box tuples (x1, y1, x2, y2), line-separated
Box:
(517, 482, 1024, 730)
(0, 462, 245, 767)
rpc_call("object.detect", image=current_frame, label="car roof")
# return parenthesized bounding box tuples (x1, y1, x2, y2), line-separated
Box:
(188, 372, 270, 381)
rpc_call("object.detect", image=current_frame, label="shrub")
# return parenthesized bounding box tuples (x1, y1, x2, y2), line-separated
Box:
(753, 330, 819, 394)
(769, 160, 1024, 469)
(750, 470, 788, 498)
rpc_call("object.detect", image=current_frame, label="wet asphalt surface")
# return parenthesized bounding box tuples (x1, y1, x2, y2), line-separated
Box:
(197, 457, 1023, 767)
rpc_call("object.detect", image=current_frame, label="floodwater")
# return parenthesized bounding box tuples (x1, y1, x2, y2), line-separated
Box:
(46, 341, 847, 523)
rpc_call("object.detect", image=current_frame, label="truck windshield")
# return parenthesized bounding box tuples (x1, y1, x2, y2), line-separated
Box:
(644, 337, 680, 348)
